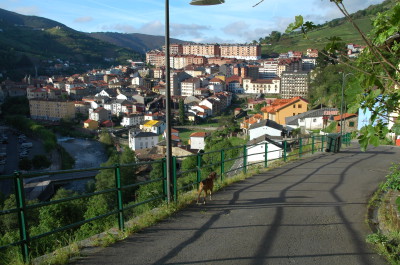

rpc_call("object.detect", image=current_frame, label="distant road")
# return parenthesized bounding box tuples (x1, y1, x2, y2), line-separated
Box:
(174, 125, 219, 131)
(73, 143, 400, 265)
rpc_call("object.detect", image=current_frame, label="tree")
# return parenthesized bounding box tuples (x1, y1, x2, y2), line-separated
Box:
(32, 155, 51, 169)
(19, 157, 32, 171)
(179, 99, 186, 125)
(286, 1, 400, 150)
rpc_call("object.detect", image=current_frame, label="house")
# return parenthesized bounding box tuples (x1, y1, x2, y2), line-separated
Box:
(189, 132, 208, 150)
(247, 98, 270, 110)
(240, 114, 263, 134)
(83, 119, 99, 130)
(247, 136, 284, 164)
(261, 96, 309, 125)
(190, 104, 211, 117)
(131, 72, 143, 86)
(334, 113, 358, 133)
(120, 113, 144, 127)
(285, 108, 339, 131)
(226, 75, 243, 93)
(163, 128, 181, 145)
(101, 120, 114, 128)
(74, 101, 91, 116)
(140, 120, 166, 135)
(248, 119, 286, 140)
(89, 107, 109, 122)
(129, 131, 159, 151)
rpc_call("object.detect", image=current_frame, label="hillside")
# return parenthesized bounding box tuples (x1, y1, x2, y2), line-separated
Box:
(0, 8, 142, 79)
(261, 0, 396, 55)
(262, 17, 373, 55)
(88, 32, 188, 54)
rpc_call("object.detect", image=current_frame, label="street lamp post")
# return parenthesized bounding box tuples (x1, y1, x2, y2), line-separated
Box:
(164, 0, 224, 203)
(340, 72, 353, 136)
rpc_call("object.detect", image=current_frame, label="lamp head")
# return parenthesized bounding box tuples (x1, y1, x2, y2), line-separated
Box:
(190, 0, 224, 5)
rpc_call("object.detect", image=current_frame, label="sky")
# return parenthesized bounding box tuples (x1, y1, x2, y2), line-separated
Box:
(0, 0, 386, 44)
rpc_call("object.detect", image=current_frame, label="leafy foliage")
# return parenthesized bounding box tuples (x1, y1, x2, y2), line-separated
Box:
(287, 1, 400, 151)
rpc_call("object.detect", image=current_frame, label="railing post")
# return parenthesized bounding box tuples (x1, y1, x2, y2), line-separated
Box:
(243, 145, 247, 174)
(14, 171, 30, 263)
(264, 142, 268, 168)
(283, 141, 287, 162)
(172, 156, 177, 202)
(299, 138, 302, 158)
(220, 149, 225, 181)
(197, 153, 202, 188)
(312, 136, 315, 154)
(162, 158, 168, 201)
(321, 135, 325, 152)
(114, 164, 124, 231)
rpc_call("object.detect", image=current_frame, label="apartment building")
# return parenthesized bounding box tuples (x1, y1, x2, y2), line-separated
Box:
(220, 44, 261, 60)
(29, 99, 75, 121)
(259, 59, 279, 79)
(182, 44, 220, 58)
(162, 44, 183, 54)
(181, 77, 201, 97)
(280, 71, 309, 99)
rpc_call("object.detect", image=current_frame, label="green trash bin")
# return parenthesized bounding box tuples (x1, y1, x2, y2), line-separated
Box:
(326, 133, 341, 152)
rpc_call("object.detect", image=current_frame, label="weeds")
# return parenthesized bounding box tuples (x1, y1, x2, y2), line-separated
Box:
(366, 162, 400, 265)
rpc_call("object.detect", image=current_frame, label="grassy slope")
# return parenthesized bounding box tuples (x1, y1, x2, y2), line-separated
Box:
(262, 17, 373, 55)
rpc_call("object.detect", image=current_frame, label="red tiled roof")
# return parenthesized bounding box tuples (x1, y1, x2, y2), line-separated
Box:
(333, 113, 357, 121)
(190, 132, 207, 137)
(261, 97, 308, 113)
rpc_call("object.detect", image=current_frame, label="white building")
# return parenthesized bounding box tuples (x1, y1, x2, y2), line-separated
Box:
(242, 78, 280, 95)
(121, 113, 144, 127)
(248, 119, 285, 140)
(128, 131, 159, 151)
(285, 108, 339, 131)
(247, 136, 284, 164)
(181, 78, 201, 97)
(189, 132, 208, 150)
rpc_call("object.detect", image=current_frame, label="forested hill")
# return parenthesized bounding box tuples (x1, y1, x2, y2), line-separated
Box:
(0, 8, 142, 79)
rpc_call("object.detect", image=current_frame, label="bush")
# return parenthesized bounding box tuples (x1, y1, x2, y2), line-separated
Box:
(32, 155, 51, 169)
(18, 157, 32, 170)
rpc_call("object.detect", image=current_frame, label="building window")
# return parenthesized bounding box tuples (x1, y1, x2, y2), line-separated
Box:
(293, 105, 296, 108)
(349, 121, 355, 127)
(298, 104, 302, 108)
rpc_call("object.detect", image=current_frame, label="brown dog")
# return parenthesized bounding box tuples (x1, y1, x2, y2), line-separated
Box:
(197, 171, 217, 204)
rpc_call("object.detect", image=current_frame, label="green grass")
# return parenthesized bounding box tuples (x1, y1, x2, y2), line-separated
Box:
(262, 17, 373, 54)
(178, 128, 210, 142)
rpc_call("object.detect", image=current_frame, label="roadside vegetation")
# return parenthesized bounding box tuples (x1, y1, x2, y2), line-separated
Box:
(367, 163, 400, 265)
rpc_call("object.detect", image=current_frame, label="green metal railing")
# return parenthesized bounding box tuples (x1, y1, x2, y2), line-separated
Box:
(0, 133, 351, 263)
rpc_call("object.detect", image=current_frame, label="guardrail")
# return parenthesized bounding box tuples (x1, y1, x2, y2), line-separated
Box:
(0, 133, 351, 263)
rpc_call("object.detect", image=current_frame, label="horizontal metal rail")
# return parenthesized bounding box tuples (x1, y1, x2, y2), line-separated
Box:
(0, 133, 350, 263)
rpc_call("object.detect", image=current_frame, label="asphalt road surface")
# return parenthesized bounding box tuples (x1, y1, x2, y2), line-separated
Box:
(72, 144, 400, 265)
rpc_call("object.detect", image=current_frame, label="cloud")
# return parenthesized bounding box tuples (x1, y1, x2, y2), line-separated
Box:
(170, 23, 210, 38)
(310, 0, 384, 22)
(221, 21, 271, 42)
(74, 16, 93, 23)
(101, 21, 211, 39)
(101, 21, 163, 35)
(13, 6, 40, 15)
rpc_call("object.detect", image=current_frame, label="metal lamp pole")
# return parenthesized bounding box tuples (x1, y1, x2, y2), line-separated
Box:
(165, 0, 224, 203)
(340, 73, 353, 136)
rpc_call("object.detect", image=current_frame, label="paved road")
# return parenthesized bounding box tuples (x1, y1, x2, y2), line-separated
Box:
(72, 144, 400, 265)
